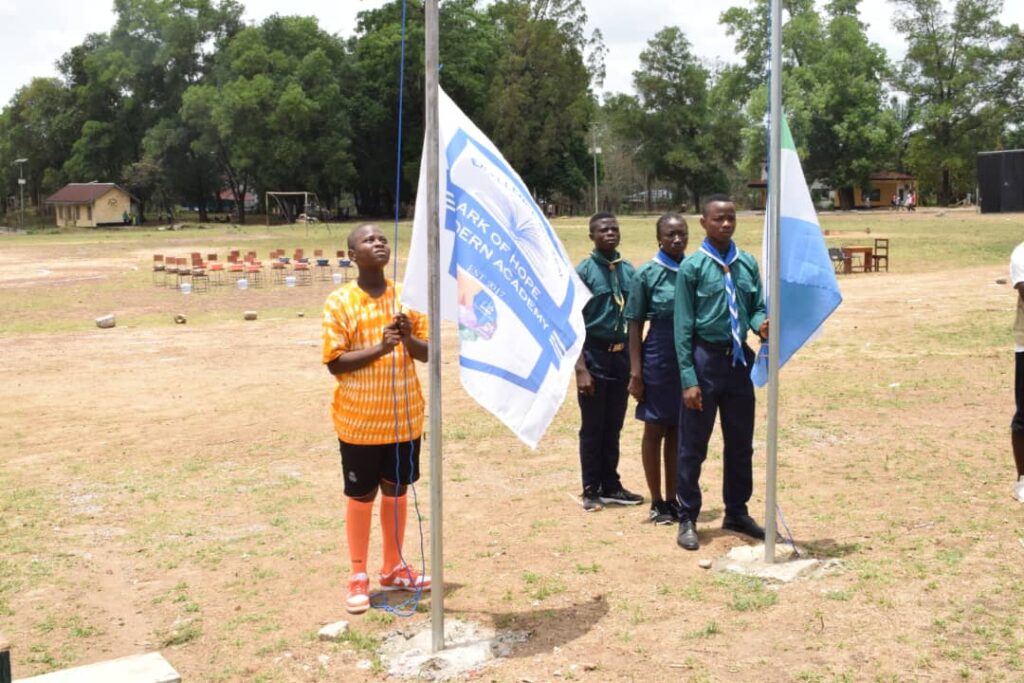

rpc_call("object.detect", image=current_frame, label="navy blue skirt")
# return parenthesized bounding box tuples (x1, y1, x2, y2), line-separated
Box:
(634, 318, 681, 425)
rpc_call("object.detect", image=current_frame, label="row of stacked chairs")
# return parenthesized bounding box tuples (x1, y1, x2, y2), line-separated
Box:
(152, 249, 354, 291)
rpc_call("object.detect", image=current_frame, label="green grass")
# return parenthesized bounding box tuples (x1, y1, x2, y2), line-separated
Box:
(4, 210, 1022, 337)
(521, 571, 567, 601)
(714, 574, 779, 612)
(160, 620, 203, 647)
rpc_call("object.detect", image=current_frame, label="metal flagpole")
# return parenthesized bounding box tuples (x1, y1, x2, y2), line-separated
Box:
(764, 0, 783, 563)
(424, 0, 445, 652)
(592, 129, 599, 214)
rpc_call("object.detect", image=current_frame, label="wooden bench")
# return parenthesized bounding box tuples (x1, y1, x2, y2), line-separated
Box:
(12, 652, 179, 683)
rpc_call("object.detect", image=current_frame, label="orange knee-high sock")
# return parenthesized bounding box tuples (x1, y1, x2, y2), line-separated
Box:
(346, 498, 374, 576)
(379, 494, 408, 574)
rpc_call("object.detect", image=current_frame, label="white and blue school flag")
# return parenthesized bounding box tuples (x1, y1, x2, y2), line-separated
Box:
(751, 114, 842, 387)
(402, 88, 591, 448)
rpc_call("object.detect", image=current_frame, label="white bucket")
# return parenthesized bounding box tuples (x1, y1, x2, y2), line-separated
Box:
(332, 272, 342, 284)
(285, 275, 297, 287)
(237, 278, 248, 290)
(180, 282, 192, 294)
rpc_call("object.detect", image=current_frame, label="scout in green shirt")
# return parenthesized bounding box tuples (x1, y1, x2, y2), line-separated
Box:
(673, 194, 770, 552)
(674, 236, 767, 390)
(573, 212, 643, 512)
(624, 213, 688, 525)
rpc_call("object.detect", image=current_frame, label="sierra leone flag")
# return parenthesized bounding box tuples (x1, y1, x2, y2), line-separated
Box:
(751, 115, 843, 387)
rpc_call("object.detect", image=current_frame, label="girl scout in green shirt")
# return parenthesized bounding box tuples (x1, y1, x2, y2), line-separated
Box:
(625, 213, 688, 525)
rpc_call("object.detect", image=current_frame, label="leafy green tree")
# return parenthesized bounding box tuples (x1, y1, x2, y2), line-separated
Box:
(182, 15, 355, 223)
(59, 0, 242, 211)
(892, 0, 1013, 204)
(722, 0, 897, 209)
(482, 0, 593, 201)
(628, 27, 732, 209)
(346, 0, 501, 215)
(0, 78, 79, 211)
(346, 1, 426, 216)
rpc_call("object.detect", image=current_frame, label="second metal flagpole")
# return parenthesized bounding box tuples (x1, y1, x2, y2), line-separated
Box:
(424, 0, 444, 652)
(764, 0, 783, 564)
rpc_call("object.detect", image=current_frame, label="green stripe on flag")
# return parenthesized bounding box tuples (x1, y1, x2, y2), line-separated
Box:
(780, 115, 795, 152)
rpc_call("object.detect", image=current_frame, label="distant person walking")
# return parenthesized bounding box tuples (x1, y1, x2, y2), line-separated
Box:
(1009, 242, 1024, 502)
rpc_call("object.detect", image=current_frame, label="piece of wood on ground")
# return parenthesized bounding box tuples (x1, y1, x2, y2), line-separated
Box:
(13, 652, 179, 683)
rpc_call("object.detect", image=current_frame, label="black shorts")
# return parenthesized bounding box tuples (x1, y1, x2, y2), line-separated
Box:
(1014, 353, 1024, 434)
(338, 438, 421, 497)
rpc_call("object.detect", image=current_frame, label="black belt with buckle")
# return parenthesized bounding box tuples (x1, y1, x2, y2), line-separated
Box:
(585, 337, 626, 353)
(695, 337, 736, 354)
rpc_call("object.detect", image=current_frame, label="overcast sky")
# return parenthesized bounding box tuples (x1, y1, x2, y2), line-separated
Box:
(1, 0, 1022, 107)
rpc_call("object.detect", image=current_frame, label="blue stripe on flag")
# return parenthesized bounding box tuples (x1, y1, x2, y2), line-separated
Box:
(751, 215, 842, 388)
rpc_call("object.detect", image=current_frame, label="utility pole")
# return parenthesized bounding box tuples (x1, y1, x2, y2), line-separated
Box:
(14, 158, 28, 230)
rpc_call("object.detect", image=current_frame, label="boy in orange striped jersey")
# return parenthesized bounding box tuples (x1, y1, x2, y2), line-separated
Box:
(322, 223, 431, 614)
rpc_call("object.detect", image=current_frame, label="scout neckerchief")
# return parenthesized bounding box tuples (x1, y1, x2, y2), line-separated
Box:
(698, 237, 745, 367)
(653, 248, 683, 272)
(591, 248, 625, 333)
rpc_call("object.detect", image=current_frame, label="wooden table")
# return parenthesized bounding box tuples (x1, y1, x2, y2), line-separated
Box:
(842, 246, 874, 273)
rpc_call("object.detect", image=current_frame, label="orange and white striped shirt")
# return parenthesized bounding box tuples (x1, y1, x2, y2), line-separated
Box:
(322, 279, 428, 445)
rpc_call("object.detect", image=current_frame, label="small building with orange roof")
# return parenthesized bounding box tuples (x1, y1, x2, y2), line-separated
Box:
(45, 183, 136, 228)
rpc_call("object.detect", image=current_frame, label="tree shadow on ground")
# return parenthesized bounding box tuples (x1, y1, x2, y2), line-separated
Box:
(445, 594, 609, 659)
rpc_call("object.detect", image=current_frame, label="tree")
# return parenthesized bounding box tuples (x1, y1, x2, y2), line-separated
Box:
(346, 0, 502, 215)
(56, 0, 242, 212)
(346, 1, 426, 216)
(0, 78, 79, 210)
(482, 0, 594, 201)
(182, 15, 355, 223)
(598, 94, 650, 212)
(629, 27, 731, 209)
(892, 0, 1013, 204)
(722, 0, 898, 209)
(795, 2, 898, 207)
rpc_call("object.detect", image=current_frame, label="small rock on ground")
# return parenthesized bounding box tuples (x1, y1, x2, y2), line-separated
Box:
(318, 621, 349, 642)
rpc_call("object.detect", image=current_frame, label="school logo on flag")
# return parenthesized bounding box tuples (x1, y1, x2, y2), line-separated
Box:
(402, 88, 590, 448)
(751, 115, 842, 387)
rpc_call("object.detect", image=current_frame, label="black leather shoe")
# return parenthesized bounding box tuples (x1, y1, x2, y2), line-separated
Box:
(677, 520, 699, 550)
(722, 514, 766, 540)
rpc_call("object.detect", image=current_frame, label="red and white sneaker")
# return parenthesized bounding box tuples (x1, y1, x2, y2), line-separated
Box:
(345, 573, 370, 614)
(379, 563, 431, 592)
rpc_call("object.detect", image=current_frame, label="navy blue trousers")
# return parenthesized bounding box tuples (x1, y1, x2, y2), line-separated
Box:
(577, 345, 630, 495)
(676, 341, 755, 523)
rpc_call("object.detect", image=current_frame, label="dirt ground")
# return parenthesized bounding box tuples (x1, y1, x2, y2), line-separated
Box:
(1, 221, 1023, 682)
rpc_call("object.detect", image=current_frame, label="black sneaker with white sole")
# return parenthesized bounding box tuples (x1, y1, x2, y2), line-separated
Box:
(599, 487, 644, 506)
(580, 488, 604, 512)
(646, 501, 675, 525)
